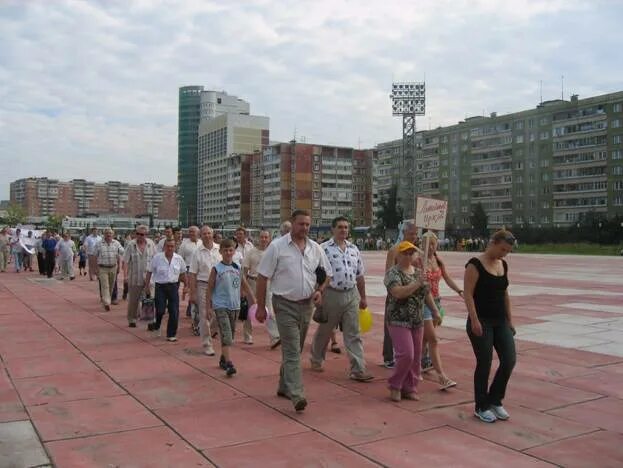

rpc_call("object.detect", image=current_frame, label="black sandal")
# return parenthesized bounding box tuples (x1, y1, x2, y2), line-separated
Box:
(330, 342, 341, 354)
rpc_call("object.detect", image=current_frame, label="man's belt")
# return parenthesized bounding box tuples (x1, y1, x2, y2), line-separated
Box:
(273, 294, 312, 305)
(328, 286, 355, 293)
(98, 264, 116, 267)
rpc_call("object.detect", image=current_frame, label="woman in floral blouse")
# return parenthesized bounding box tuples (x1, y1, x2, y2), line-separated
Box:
(384, 240, 440, 402)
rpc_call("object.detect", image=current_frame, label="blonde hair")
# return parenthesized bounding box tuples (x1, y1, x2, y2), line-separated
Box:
(490, 229, 516, 245)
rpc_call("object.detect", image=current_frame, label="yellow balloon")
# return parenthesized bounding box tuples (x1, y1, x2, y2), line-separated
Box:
(359, 307, 373, 333)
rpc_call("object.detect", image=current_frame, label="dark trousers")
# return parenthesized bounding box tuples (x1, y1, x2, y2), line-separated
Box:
(44, 252, 56, 278)
(466, 318, 516, 411)
(382, 320, 394, 362)
(37, 252, 45, 275)
(154, 282, 180, 338)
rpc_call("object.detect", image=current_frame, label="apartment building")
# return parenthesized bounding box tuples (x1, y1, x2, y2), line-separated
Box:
(250, 142, 375, 228)
(178, 86, 250, 226)
(9, 178, 178, 220)
(377, 91, 623, 228)
(196, 113, 269, 227)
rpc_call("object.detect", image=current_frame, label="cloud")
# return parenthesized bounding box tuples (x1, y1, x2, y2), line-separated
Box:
(1, 0, 622, 198)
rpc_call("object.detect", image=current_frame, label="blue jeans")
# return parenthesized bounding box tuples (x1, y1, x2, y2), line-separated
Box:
(154, 282, 180, 338)
(13, 252, 23, 272)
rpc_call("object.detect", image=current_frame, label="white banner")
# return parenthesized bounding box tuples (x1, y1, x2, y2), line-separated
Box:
(415, 197, 448, 231)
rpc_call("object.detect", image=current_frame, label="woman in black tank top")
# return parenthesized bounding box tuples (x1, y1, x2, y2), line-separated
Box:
(463, 230, 517, 424)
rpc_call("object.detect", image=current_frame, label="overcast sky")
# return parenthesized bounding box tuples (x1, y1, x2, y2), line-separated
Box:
(1, 0, 622, 199)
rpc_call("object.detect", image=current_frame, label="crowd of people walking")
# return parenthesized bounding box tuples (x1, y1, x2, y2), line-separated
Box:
(1, 214, 516, 422)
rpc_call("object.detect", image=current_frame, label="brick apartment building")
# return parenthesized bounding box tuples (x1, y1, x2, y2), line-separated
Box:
(10, 178, 178, 220)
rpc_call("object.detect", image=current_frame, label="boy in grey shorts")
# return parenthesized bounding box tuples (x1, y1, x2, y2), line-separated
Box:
(206, 239, 255, 376)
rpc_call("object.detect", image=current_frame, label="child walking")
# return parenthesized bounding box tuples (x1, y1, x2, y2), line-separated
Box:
(206, 239, 255, 377)
(78, 243, 87, 276)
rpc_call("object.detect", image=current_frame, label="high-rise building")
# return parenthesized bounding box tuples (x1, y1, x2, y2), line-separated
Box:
(376, 91, 623, 228)
(251, 142, 375, 228)
(178, 86, 250, 226)
(197, 113, 269, 227)
(9, 177, 178, 220)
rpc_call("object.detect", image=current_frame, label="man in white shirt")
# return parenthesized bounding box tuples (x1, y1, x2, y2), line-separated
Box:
(55, 231, 76, 280)
(123, 224, 156, 328)
(242, 230, 280, 348)
(96, 228, 124, 311)
(310, 216, 373, 381)
(188, 225, 221, 355)
(84, 228, 102, 281)
(256, 209, 332, 413)
(156, 226, 174, 252)
(144, 238, 188, 342)
(234, 227, 254, 264)
(178, 226, 202, 266)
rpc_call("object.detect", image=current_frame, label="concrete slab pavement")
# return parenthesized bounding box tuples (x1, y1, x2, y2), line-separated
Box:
(0, 251, 622, 467)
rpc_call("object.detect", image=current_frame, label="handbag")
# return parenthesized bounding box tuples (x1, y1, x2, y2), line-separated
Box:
(139, 293, 155, 322)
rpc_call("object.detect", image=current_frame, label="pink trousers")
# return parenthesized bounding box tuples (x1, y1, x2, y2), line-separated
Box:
(388, 325, 424, 393)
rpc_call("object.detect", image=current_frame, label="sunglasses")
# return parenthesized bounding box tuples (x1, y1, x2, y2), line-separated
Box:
(135, 232, 146, 236)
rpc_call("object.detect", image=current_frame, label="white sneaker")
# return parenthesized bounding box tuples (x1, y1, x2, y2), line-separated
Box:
(490, 405, 509, 420)
(166, 336, 177, 342)
(474, 409, 497, 423)
(204, 346, 216, 356)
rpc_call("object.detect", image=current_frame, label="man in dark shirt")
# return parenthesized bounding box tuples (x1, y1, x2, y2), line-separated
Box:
(42, 232, 58, 278)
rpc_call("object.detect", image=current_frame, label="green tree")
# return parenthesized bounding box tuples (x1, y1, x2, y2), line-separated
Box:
(46, 214, 64, 233)
(4, 203, 26, 226)
(375, 185, 403, 230)
(470, 202, 488, 237)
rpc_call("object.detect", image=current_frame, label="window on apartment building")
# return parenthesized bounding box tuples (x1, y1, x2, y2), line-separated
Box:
(540, 117, 549, 126)
(613, 195, 623, 206)
(515, 135, 524, 143)
(528, 216, 535, 223)
(540, 131, 550, 140)
(540, 159, 550, 167)
(613, 166, 623, 176)
(529, 200, 536, 209)
(614, 135, 622, 145)
(542, 174, 550, 181)
(515, 175, 523, 183)
(542, 185, 550, 194)
(614, 181, 623, 190)
(529, 133, 536, 142)
(313, 164, 320, 171)
(516, 202, 523, 209)
(612, 119, 622, 128)
(613, 150, 622, 160)
(541, 216, 550, 223)
(515, 121, 524, 130)
(529, 160, 537, 169)
(314, 155, 320, 162)
(543, 201, 550, 208)
(613, 103, 622, 112)
(515, 162, 523, 170)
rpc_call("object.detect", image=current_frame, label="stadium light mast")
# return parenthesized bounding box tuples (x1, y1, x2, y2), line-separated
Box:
(390, 81, 425, 219)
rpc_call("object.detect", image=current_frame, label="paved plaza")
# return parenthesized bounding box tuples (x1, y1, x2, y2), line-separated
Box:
(1, 251, 622, 467)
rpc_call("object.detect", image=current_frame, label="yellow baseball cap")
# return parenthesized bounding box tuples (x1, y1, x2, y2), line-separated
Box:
(397, 241, 417, 253)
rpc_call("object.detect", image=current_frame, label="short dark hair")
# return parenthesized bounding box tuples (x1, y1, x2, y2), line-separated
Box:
(331, 216, 349, 228)
(164, 238, 176, 245)
(235, 226, 246, 234)
(291, 209, 310, 220)
(220, 238, 235, 249)
(172, 226, 181, 233)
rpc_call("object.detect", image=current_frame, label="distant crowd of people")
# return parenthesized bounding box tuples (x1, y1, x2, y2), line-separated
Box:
(0, 216, 517, 422)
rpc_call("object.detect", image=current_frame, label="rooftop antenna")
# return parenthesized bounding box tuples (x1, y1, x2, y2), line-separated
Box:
(561, 75, 564, 100)
(540, 80, 543, 104)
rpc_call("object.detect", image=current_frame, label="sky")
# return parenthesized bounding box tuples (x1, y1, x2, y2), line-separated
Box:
(1, 0, 623, 199)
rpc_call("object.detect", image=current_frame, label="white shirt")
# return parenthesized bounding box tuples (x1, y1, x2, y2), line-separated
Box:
(236, 240, 254, 259)
(84, 234, 102, 256)
(147, 252, 187, 284)
(257, 233, 332, 301)
(189, 242, 221, 281)
(178, 238, 203, 266)
(322, 238, 364, 290)
(56, 239, 76, 260)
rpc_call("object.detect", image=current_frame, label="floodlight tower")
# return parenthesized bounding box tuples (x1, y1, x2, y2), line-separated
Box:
(390, 81, 425, 219)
